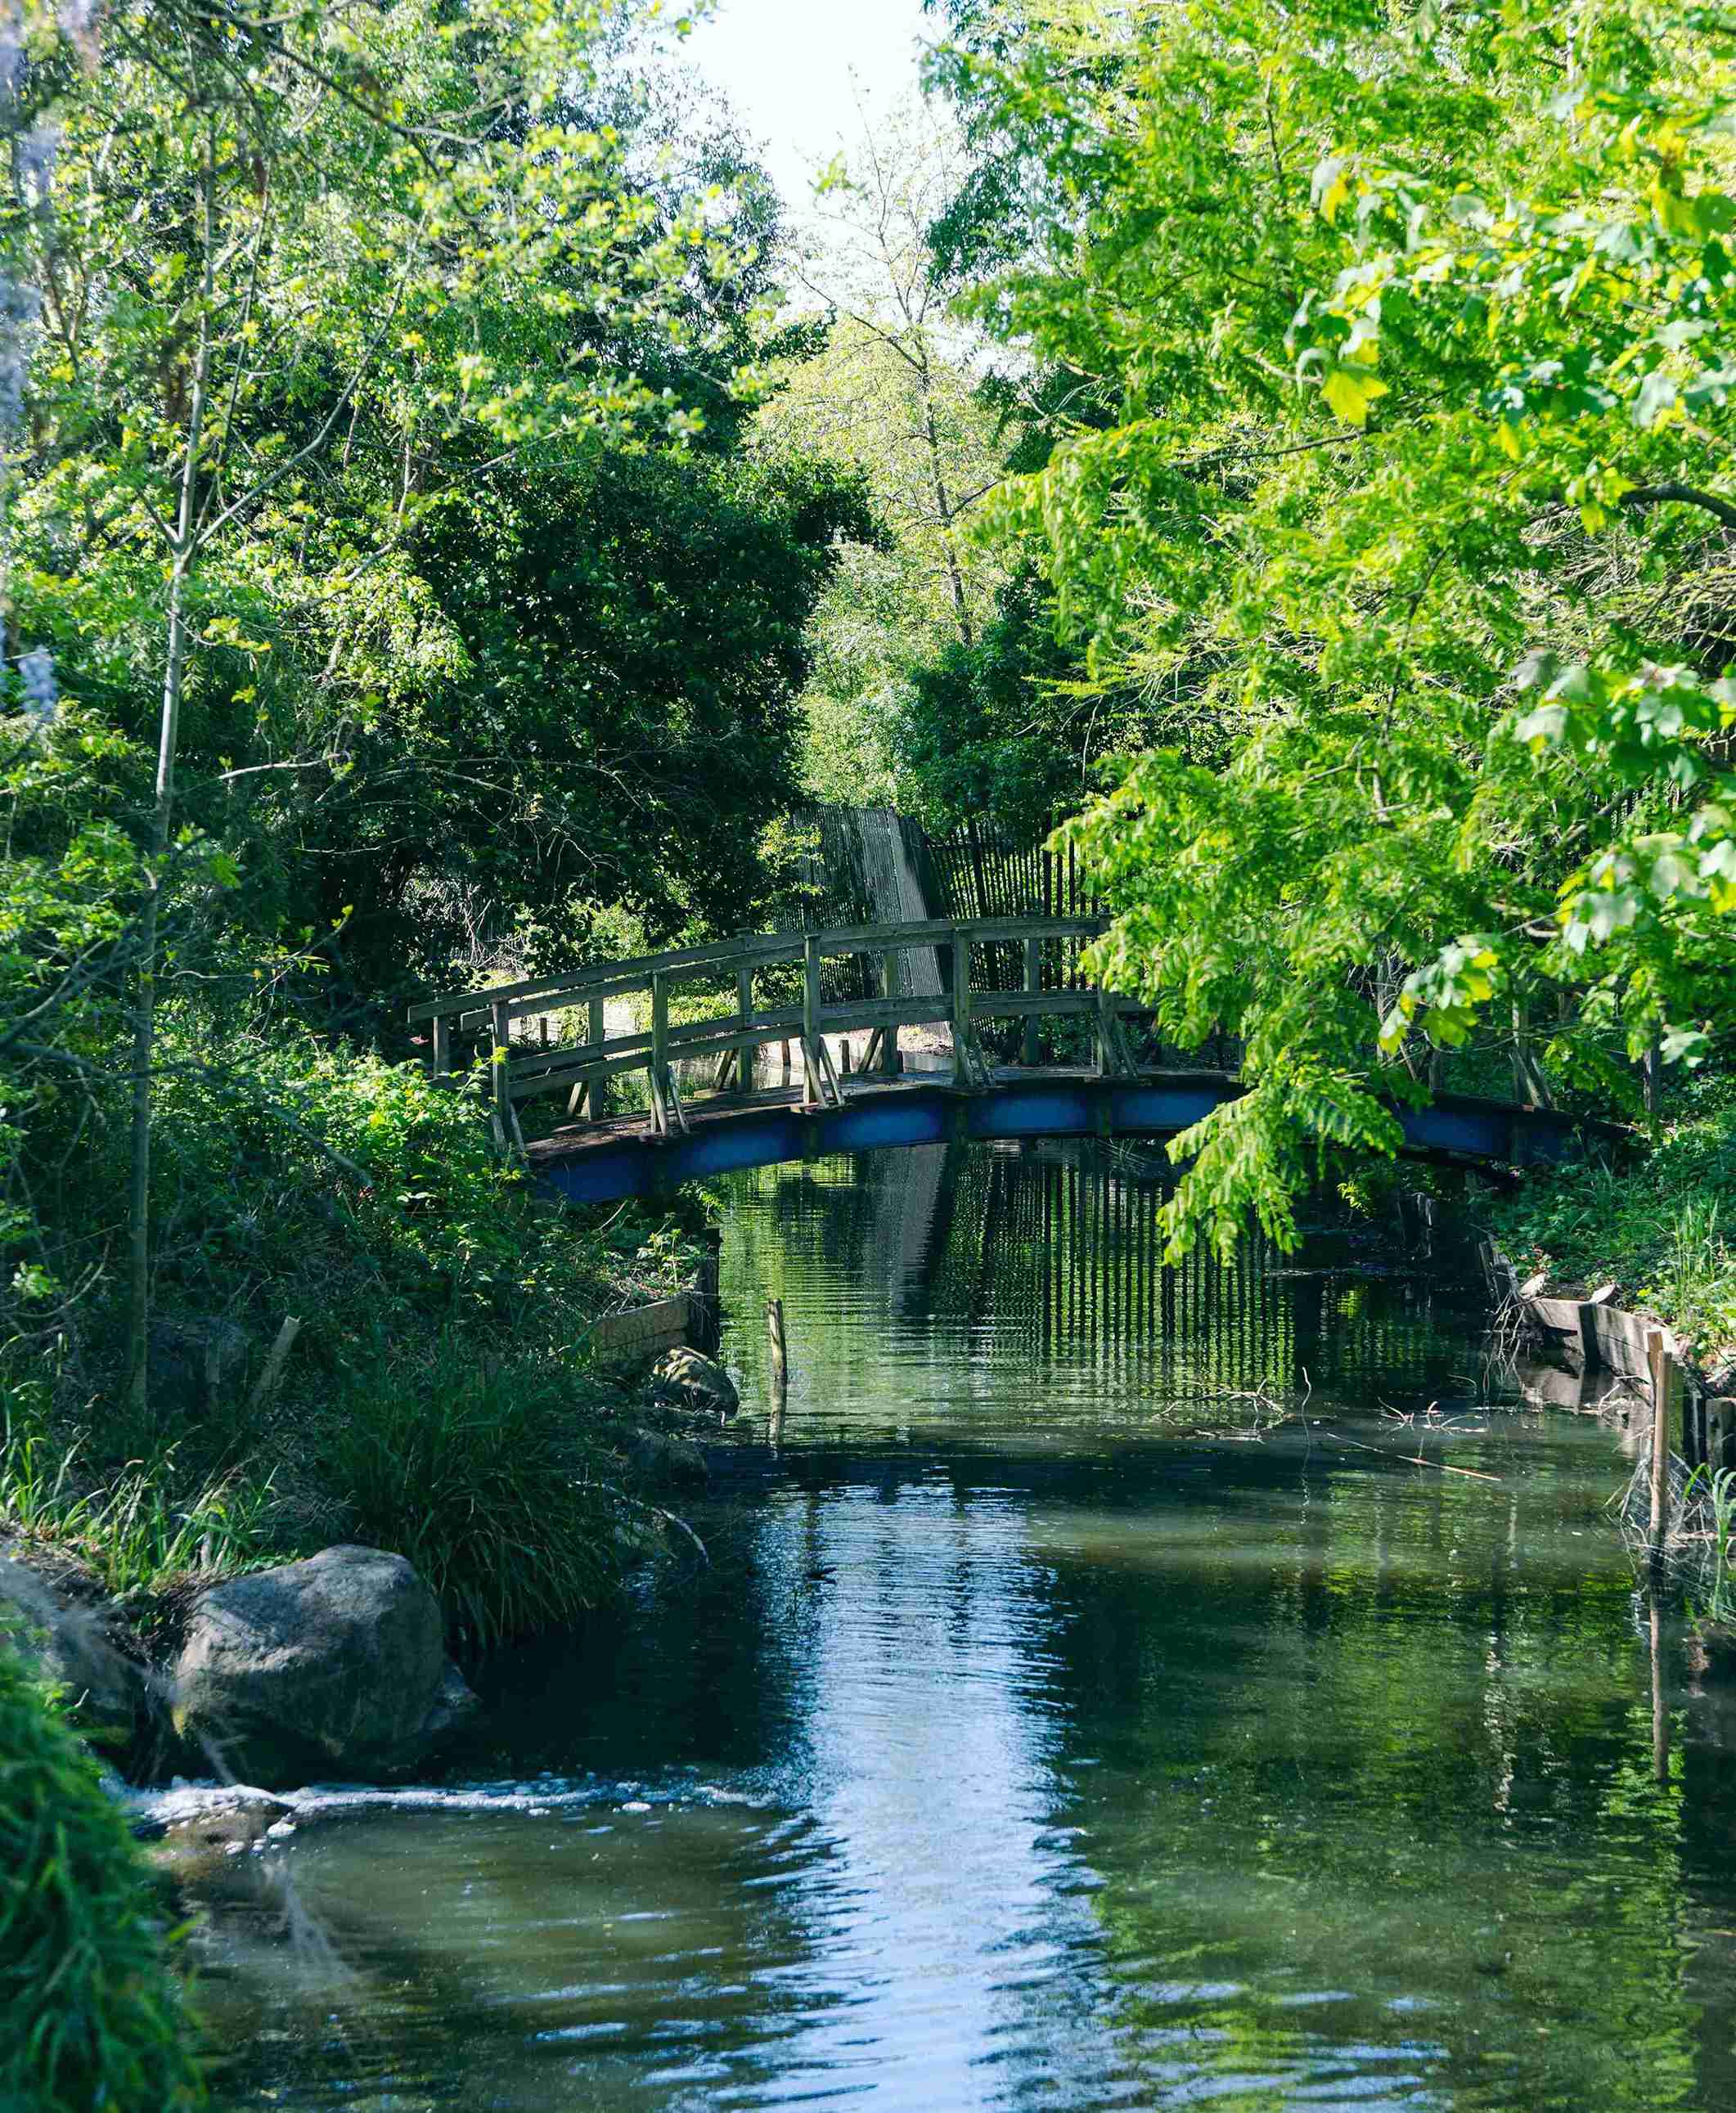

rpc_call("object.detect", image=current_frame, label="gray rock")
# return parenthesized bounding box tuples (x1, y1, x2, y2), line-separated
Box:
(650, 1346, 739, 1418)
(627, 1428, 709, 1485)
(172, 1545, 477, 1789)
(0, 1547, 144, 1748)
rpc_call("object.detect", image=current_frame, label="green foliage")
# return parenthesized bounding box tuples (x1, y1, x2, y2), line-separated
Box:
(0, 1649, 203, 2111)
(931, 0, 1736, 1253)
(311, 1355, 625, 1652)
(0, 1418, 277, 1604)
(11, 1018, 645, 1387)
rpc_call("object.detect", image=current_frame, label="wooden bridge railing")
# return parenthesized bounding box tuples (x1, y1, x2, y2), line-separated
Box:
(407, 915, 1149, 1145)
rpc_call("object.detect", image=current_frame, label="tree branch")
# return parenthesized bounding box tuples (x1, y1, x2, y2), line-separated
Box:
(1621, 482, 1736, 531)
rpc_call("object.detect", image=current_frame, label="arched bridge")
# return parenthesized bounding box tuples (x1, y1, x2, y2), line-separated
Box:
(407, 916, 1618, 1204)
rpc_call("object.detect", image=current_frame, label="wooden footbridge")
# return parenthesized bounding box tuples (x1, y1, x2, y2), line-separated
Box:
(407, 915, 1616, 1204)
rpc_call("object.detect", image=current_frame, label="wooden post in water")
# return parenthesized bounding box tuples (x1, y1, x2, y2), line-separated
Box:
(1651, 1596, 1670, 1785)
(767, 1297, 789, 1400)
(1648, 1326, 1679, 1567)
(1023, 934, 1041, 1068)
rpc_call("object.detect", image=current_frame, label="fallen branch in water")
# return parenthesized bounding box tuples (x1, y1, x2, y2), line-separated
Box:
(1316, 1429, 1503, 1483)
(596, 1482, 710, 1567)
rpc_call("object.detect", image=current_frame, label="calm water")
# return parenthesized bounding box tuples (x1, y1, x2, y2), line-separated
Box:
(198, 1144, 1736, 2111)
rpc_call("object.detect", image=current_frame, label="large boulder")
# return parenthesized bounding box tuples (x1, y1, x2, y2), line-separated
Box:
(0, 1545, 145, 1749)
(650, 1346, 739, 1418)
(172, 1545, 477, 1789)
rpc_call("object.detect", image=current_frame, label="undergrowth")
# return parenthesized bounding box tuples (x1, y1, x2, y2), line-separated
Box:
(0, 1648, 203, 2109)
(2, 1022, 710, 1653)
(1487, 1071, 1736, 1361)
(0, 1416, 279, 1606)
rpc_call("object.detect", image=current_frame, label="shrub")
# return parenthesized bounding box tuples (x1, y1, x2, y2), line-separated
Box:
(311, 1354, 626, 1652)
(0, 1648, 203, 2111)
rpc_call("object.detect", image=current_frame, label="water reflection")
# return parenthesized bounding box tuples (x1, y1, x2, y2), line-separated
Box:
(196, 1145, 1736, 2112)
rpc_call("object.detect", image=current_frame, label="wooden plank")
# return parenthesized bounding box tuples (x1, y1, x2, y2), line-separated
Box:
(591, 1295, 695, 1356)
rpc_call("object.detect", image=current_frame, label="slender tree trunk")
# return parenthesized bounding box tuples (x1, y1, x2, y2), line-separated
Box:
(124, 134, 215, 1418)
(914, 351, 974, 650)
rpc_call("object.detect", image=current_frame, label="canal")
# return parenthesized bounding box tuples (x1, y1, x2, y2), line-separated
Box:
(198, 1142, 1736, 2111)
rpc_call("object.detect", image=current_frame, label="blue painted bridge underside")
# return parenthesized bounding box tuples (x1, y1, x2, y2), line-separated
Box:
(532, 1073, 1613, 1207)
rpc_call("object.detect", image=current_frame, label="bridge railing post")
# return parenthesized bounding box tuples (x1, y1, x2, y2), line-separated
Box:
(489, 998, 511, 1140)
(586, 995, 607, 1119)
(430, 1012, 451, 1077)
(952, 924, 974, 1086)
(1023, 935, 1041, 1068)
(803, 933, 821, 1107)
(735, 963, 754, 1095)
(650, 969, 670, 1133)
(880, 949, 899, 1076)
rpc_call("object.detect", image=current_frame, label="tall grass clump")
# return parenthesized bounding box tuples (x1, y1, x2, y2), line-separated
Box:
(313, 1355, 623, 1652)
(0, 1415, 279, 1604)
(0, 1649, 204, 2110)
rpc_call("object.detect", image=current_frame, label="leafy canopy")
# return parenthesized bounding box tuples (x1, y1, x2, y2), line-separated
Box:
(935, 0, 1736, 1252)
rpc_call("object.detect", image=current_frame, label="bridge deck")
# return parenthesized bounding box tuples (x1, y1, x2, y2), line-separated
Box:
(527, 1065, 1611, 1205)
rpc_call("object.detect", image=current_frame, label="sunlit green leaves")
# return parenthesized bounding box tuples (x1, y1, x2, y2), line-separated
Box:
(933, 0, 1736, 1252)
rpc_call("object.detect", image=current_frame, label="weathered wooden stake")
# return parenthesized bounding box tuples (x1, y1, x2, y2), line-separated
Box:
(245, 1315, 302, 1416)
(430, 1013, 451, 1077)
(1651, 1596, 1670, 1785)
(1648, 1325, 1677, 1566)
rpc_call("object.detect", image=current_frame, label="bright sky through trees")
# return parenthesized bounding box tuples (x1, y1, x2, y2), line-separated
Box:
(686, 0, 932, 207)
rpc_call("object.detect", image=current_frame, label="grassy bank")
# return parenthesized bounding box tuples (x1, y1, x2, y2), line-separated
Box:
(2, 1021, 713, 1653)
(1486, 1072, 1736, 1370)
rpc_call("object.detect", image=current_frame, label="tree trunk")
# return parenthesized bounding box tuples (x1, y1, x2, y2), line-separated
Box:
(124, 134, 215, 1418)
(915, 351, 974, 650)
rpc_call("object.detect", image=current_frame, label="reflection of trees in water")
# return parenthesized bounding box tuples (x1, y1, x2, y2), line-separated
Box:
(742, 1143, 1485, 1405)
